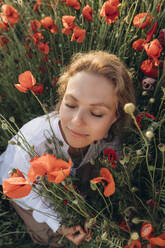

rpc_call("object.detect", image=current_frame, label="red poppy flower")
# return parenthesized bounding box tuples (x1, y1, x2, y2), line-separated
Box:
(71, 26, 86, 43)
(2, 169, 32, 199)
(144, 39, 162, 66)
(140, 59, 158, 78)
(40, 17, 58, 34)
(104, 148, 118, 168)
(136, 112, 155, 128)
(30, 20, 41, 33)
(32, 32, 44, 46)
(62, 15, 76, 35)
(158, 29, 165, 46)
(133, 13, 152, 29)
(14, 71, 36, 93)
(83, 5, 93, 22)
(132, 39, 147, 51)
(141, 222, 154, 240)
(0, 35, 9, 49)
(28, 154, 72, 184)
(1, 4, 19, 25)
(38, 41, 50, 54)
(125, 239, 141, 248)
(33, 0, 42, 11)
(65, 0, 80, 10)
(146, 22, 158, 42)
(0, 21, 8, 32)
(32, 83, 44, 95)
(100, 0, 120, 24)
(92, 168, 115, 197)
(119, 220, 129, 231)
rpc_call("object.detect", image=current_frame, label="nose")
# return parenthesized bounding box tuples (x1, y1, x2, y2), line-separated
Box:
(71, 109, 85, 126)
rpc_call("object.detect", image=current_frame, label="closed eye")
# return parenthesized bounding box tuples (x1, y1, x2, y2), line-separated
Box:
(65, 103, 103, 117)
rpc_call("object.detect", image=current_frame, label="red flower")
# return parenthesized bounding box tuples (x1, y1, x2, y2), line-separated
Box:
(32, 83, 44, 95)
(144, 39, 162, 66)
(33, 0, 42, 11)
(30, 20, 41, 33)
(71, 26, 86, 43)
(1, 4, 19, 25)
(125, 239, 141, 248)
(132, 39, 146, 51)
(140, 59, 158, 78)
(40, 17, 58, 34)
(14, 71, 36, 93)
(136, 112, 155, 128)
(63, 199, 68, 205)
(146, 22, 158, 42)
(158, 29, 165, 46)
(0, 35, 9, 49)
(119, 220, 129, 231)
(83, 5, 93, 22)
(38, 41, 50, 54)
(2, 169, 32, 199)
(92, 168, 115, 197)
(28, 154, 72, 184)
(133, 12, 152, 29)
(32, 32, 44, 46)
(65, 0, 80, 10)
(62, 15, 76, 35)
(104, 148, 118, 168)
(100, 0, 120, 24)
(0, 21, 8, 32)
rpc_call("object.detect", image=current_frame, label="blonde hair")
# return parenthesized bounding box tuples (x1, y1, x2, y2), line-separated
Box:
(56, 51, 135, 137)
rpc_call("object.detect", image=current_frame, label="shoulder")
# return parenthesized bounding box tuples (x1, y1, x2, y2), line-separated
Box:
(18, 111, 59, 145)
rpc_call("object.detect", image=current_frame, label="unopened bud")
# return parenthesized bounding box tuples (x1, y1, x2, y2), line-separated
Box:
(149, 98, 155, 103)
(145, 130, 154, 139)
(132, 218, 142, 224)
(131, 232, 139, 240)
(124, 103, 135, 115)
(9, 116, 15, 123)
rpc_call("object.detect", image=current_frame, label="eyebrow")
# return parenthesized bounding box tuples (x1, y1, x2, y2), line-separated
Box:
(65, 94, 112, 109)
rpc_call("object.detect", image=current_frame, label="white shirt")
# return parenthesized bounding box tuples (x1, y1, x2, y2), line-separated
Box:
(0, 112, 122, 232)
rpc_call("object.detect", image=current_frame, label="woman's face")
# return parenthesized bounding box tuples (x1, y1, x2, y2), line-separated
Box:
(59, 71, 118, 148)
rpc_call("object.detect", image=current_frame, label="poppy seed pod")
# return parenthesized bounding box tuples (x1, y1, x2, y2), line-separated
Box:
(142, 77, 156, 90)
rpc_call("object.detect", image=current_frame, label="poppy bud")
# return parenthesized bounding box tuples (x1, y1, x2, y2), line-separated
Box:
(124, 103, 136, 115)
(145, 130, 154, 139)
(158, 143, 165, 152)
(131, 232, 139, 240)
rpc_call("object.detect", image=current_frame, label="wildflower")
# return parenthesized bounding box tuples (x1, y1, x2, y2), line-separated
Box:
(124, 239, 141, 248)
(14, 71, 36, 93)
(133, 13, 152, 29)
(30, 20, 41, 33)
(65, 0, 80, 10)
(140, 59, 158, 78)
(104, 148, 118, 168)
(40, 17, 58, 34)
(38, 41, 50, 54)
(71, 26, 86, 43)
(0, 35, 9, 49)
(63, 199, 68, 205)
(32, 84, 44, 95)
(62, 15, 76, 35)
(2, 169, 32, 199)
(1, 4, 19, 25)
(28, 154, 72, 184)
(83, 5, 93, 22)
(158, 29, 165, 46)
(100, 0, 120, 24)
(92, 168, 115, 197)
(33, 0, 42, 12)
(0, 21, 8, 32)
(136, 112, 155, 128)
(146, 22, 158, 42)
(144, 39, 162, 66)
(132, 39, 146, 51)
(32, 32, 44, 46)
(119, 220, 129, 231)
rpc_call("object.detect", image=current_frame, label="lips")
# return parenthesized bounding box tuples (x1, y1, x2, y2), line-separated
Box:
(68, 128, 88, 137)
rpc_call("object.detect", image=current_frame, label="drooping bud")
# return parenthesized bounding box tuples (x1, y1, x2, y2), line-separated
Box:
(124, 103, 136, 115)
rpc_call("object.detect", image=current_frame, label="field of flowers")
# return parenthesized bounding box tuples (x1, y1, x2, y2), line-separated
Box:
(0, 0, 165, 247)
